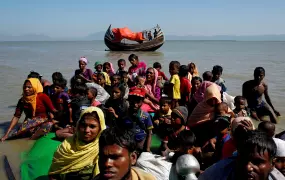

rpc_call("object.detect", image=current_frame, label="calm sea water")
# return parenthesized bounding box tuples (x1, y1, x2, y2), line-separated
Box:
(0, 40, 285, 177)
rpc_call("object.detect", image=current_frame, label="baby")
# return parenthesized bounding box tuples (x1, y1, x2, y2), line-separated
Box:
(233, 96, 250, 117)
(135, 76, 158, 110)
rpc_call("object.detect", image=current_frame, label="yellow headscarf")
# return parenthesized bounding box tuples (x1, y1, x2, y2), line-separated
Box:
(102, 72, 111, 86)
(23, 78, 43, 117)
(49, 107, 106, 176)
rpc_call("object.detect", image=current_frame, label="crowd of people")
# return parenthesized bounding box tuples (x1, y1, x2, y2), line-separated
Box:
(1, 54, 284, 179)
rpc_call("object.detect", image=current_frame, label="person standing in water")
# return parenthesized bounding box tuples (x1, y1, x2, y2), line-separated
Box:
(242, 67, 280, 123)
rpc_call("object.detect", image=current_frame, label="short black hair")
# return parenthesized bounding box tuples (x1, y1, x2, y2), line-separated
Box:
(254, 67, 265, 76)
(52, 72, 63, 81)
(212, 65, 223, 74)
(234, 96, 246, 104)
(169, 61, 180, 69)
(177, 130, 196, 148)
(27, 71, 42, 80)
(119, 71, 128, 78)
(153, 62, 162, 69)
(88, 87, 98, 98)
(129, 54, 138, 61)
(238, 130, 277, 160)
(118, 59, 126, 64)
(111, 74, 121, 81)
(97, 73, 105, 80)
(191, 76, 202, 84)
(70, 75, 88, 95)
(54, 78, 67, 89)
(202, 71, 213, 81)
(99, 127, 137, 153)
(258, 121, 275, 137)
(159, 97, 172, 105)
(178, 65, 189, 77)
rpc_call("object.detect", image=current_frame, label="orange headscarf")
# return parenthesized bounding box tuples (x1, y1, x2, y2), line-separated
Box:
(23, 78, 43, 117)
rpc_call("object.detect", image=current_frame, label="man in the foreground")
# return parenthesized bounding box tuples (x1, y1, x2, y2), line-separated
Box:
(93, 127, 156, 180)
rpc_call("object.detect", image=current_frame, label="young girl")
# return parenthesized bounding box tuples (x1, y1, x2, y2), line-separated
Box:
(104, 85, 129, 127)
(111, 74, 121, 87)
(87, 87, 101, 107)
(188, 62, 199, 81)
(128, 54, 147, 84)
(96, 73, 112, 94)
(191, 76, 202, 99)
(103, 62, 115, 77)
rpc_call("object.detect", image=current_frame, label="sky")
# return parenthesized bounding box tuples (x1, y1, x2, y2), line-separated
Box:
(1, 0, 285, 38)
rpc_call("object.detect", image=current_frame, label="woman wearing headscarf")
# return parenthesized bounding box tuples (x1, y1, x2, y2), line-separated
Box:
(75, 57, 93, 82)
(1, 78, 57, 141)
(49, 107, 106, 180)
(141, 67, 161, 113)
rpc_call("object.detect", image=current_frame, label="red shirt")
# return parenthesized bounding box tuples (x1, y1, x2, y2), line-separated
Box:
(180, 77, 191, 102)
(221, 138, 236, 159)
(14, 93, 56, 118)
(157, 71, 168, 81)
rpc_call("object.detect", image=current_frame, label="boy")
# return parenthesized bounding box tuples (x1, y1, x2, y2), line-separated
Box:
(120, 71, 129, 99)
(202, 71, 213, 81)
(122, 87, 153, 152)
(179, 65, 191, 106)
(153, 62, 168, 81)
(162, 106, 188, 155)
(116, 59, 127, 75)
(153, 97, 172, 126)
(212, 65, 227, 92)
(258, 121, 275, 138)
(52, 78, 72, 127)
(169, 61, 181, 108)
(233, 96, 250, 117)
(110, 74, 121, 87)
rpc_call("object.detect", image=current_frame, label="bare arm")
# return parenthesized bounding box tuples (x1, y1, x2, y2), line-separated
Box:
(145, 92, 159, 104)
(1, 116, 20, 141)
(145, 129, 152, 152)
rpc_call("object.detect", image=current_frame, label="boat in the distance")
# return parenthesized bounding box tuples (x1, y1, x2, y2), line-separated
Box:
(104, 24, 165, 51)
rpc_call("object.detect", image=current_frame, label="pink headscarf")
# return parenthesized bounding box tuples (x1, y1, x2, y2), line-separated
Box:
(194, 81, 221, 103)
(79, 57, 88, 64)
(145, 67, 158, 95)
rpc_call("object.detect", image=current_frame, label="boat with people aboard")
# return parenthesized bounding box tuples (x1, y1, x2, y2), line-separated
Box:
(104, 24, 165, 51)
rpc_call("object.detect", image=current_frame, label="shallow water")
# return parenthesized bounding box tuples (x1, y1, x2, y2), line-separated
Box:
(0, 40, 285, 178)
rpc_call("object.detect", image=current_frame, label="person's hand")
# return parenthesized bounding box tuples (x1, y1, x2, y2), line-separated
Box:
(108, 108, 118, 118)
(274, 110, 281, 117)
(154, 120, 159, 125)
(240, 120, 254, 131)
(192, 147, 202, 155)
(1, 134, 8, 142)
(209, 138, 216, 150)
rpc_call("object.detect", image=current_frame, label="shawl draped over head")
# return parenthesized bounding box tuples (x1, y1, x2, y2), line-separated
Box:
(141, 67, 160, 112)
(108, 62, 115, 74)
(23, 78, 44, 117)
(187, 83, 222, 127)
(102, 72, 111, 86)
(79, 57, 88, 64)
(49, 107, 106, 176)
(194, 81, 218, 103)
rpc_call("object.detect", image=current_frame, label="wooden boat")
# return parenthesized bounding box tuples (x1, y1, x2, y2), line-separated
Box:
(104, 24, 165, 51)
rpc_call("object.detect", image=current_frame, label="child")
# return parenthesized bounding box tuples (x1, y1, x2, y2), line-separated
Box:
(116, 59, 127, 75)
(135, 76, 158, 111)
(104, 85, 129, 127)
(179, 65, 191, 106)
(161, 106, 188, 155)
(233, 96, 250, 117)
(215, 102, 233, 122)
(188, 62, 199, 81)
(258, 121, 275, 137)
(153, 62, 168, 81)
(103, 62, 115, 77)
(202, 71, 213, 81)
(111, 74, 121, 87)
(96, 73, 112, 94)
(120, 71, 129, 99)
(128, 54, 146, 84)
(94, 61, 103, 73)
(191, 76, 202, 98)
(273, 138, 285, 177)
(52, 78, 72, 128)
(87, 87, 101, 107)
(153, 97, 172, 126)
(122, 87, 153, 152)
(212, 65, 227, 92)
(169, 61, 181, 108)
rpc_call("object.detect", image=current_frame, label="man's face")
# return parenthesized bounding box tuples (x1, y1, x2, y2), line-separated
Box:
(237, 147, 273, 180)
(99, 144, 136, 180)
(254, 72, 265, 83)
